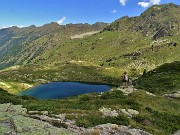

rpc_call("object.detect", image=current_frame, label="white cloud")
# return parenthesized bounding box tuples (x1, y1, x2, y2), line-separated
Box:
(118, 0, 161, 7)
(57, 17, 66, 24)
(0, 26, 8, 29)
(18, 25, 25, 28)
(119, 0, 127, 6)
(112, 9, 118, 14)
(0, 25, 26, 29)
(138, 2, 150, 8)
(138, 0, 161, 8)
(150, 0, 161, 5)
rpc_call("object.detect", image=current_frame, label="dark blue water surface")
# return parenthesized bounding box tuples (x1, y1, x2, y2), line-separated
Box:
(19, 82, 111, 99)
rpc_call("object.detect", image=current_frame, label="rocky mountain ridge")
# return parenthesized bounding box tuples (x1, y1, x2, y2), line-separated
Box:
(0, 22, 108, 69)
(106, 3, 180, 39)
(0, 3, 178, 71)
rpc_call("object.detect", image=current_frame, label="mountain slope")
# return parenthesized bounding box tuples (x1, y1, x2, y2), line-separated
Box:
(106, 3, 179, 39)
(0, 4, 179, 71)
(136, 61, 180, 94)
(0, 22, 108, 69)
(28, 3, 180, 71)
(0, 3, 179, 95)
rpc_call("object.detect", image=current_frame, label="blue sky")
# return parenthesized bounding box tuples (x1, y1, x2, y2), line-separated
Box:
(0, 0, 179, 28)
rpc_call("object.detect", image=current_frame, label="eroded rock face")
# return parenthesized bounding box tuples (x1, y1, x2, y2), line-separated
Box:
(152, 28, 169, 40)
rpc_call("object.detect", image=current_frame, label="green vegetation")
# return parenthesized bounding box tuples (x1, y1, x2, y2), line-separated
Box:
(136, 61, 180, 94)
(0, 3, 180, 135)
(0, 61, 180, 134)
(0, 4, 180, 72)
(76, 114, 129, 128)
(0, 63, 122, 94)
(130, 90, 180, 134)
(0, 22, 108, 69)
(0, 86, 180, 135)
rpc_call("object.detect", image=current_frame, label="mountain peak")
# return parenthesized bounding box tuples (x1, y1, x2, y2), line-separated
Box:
(141, 3, 180, 16)
(105, 3, 180, 39)
(29, 25, 36, 28)
(42, 22, 59, 27)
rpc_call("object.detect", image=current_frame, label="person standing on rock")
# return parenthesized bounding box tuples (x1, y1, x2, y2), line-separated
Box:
(122, 72, 129, 88)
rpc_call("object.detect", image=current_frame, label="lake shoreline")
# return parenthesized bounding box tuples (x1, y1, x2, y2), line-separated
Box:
(18, 81, 112, 100)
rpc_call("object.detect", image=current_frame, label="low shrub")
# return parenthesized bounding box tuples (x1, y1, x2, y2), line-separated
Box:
(76, 114, 129, 128)
(65, 114, 77, 120)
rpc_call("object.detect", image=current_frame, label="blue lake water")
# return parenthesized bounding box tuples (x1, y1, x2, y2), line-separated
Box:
(18, 82, 111, 99)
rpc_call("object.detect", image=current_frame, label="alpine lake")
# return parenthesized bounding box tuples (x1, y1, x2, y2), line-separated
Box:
(18, 82, 112, 99)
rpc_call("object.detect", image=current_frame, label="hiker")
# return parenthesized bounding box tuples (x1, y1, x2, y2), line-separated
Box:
(122, 72, 129, 88)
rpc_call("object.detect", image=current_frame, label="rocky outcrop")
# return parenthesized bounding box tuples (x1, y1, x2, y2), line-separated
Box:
(164, 91, 180, 98)
(152, 27, 169, 40)
(0, 103, 151, 135)
(146, 91, 156, 96)
(173, 130, 180, 135)
(0, 103, 72, 135)
(98, 107, 139, 118)
(120, 109, 139, 118)
(99, 107, 118, 117)
(90, 124, 153, 135)
(0, 103, 27, 115)
(31, 114, 152, 135)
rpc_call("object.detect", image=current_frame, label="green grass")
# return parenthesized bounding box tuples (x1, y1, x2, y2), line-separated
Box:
(0, 4, 180, 135)
(0, 63, 127, 93)
(76, 114, 129, 128)
(136, 61, 180, 95)
(0, 87, 179, 135)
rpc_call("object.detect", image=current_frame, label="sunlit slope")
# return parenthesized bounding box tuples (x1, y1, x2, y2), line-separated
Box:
(29, 3, 180, 71)
(0, 4, 179, 71)
(0, 22, 108, 69)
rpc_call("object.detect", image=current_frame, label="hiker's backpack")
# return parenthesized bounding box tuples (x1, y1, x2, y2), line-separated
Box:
(124, 74, 128, 81)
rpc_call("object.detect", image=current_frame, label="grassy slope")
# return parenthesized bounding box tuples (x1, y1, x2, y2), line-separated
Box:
(1, 4, 179, 71)
(136, 61, 180, 94)
(1, 30, 179, 93)
(0, 63, 122, 94)
(0, 4, 180, 93)
(28, 4, 180, 73)
(0, 23, 107, 69)
(0, 4, 180, 134)
(0, 87, 179, 135)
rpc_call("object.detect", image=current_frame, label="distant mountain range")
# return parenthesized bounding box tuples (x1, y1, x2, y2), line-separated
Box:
(0, 3, 179, 71)
(0, 22, 108, 69)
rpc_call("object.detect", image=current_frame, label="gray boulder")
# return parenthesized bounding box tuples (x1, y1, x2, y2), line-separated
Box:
(164, 91, 180, 98)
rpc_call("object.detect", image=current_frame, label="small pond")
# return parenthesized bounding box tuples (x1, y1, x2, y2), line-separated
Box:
(18, 82, 112, 99)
